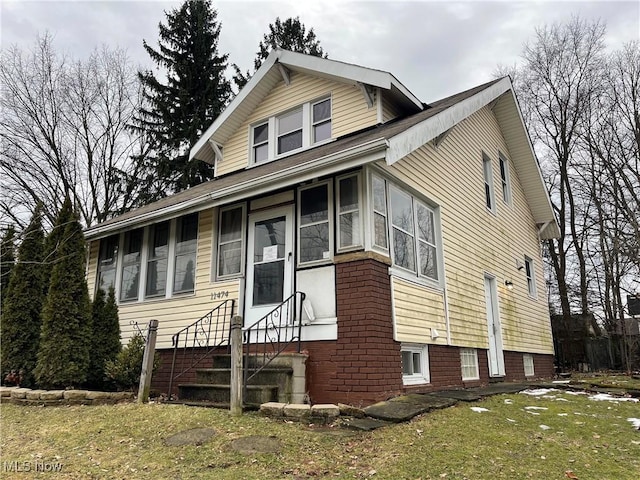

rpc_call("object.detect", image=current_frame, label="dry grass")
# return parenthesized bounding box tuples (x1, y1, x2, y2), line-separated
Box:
(1, 386, 639, 479)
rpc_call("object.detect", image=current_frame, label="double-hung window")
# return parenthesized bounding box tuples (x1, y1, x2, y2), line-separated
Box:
(390, 186, 416, 272)
(298, 182, 332, 264)
(415, 202, 438, 280)
(372, 175, 388, 250)
(277, 108, 303, 155)
(97, 234, 119, 293)
(336, 174, 362, 250)
(253, 122, 269, 164)
(483, 153, 495, 212)
(498, 153, 512, 205)
(525, 256, 536, 298)
(145, 221, 170, 297)
(217, 205, 244, 278)
(312, 98, 331, 143)
(120, 228, 143, 301)
(173, 213, 198, 294)
(460, 348, 480, 381)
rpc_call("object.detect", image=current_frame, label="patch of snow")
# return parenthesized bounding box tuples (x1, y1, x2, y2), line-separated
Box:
(506, 418, 517, 423)
(589, 393, 639, 403)
(558, 413, 569, 416)
(520, 388, 558, 396)
(526, 411, 541, 415)
(504, 399, 513, 404)
(525, 406, 549, 410)
(627, 418, 640, 429)
(552, 380, 571, 384)
(542, 395, 557, 399)
(471, 407, 489, 413)
(539, 425, 551, 430)
(565, 390, 587, 396)
(554, 398, 569, 402)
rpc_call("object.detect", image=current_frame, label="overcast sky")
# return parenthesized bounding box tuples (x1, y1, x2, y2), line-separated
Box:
(1, 0, 639, 101)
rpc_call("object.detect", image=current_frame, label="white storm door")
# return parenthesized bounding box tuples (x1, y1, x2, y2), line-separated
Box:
(485, 274, 505, 377)
(244, 206, 294, 326)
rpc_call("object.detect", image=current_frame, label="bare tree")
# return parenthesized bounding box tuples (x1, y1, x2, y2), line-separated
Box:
(0, 33, 147, 228)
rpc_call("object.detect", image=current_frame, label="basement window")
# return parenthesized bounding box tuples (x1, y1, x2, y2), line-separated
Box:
(460, 348, 479, 381)
(401, 344, 430, 385)
(523, 354, 535, 377)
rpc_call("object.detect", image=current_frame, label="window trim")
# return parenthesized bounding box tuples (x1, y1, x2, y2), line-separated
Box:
(336, 172, 364, 252)
(460, 348, 480, 381)
(524, 256, 537, 299)
(401, 344, 430, 385)
(215, 204, 246, 281)
(297, 180, 334, 267)
(498, 152, 512, 206)
(482, 152, 496, 214)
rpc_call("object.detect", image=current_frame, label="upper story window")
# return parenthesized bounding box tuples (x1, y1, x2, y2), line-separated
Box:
(277, 108, 303, 155)
(253, 123, 269, 164)
(482, 152, 495, 213)
(217, 205, 245, 278)
(97, 234, 119, 294)
(312, 99, 331, 143)
(250, 97, 332, 165)
(499, 153, 512, 205)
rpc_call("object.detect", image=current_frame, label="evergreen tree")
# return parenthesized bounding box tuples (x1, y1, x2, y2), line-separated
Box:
(233, 16, 328, 89)
(42, 200, 75, 294)
(87, 286, 121, 389)
(35, 198, 92, 388)
(136, 0, 231, 199)
(0, 224, 16, 299)
(0, 206, 45, 387)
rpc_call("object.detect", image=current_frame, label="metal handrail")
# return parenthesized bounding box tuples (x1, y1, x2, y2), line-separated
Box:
(242, 291, 305, 391)
(167, 299, 235, 398)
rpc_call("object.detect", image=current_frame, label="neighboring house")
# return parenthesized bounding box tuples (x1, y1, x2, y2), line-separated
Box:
(85, 49, 559, 406)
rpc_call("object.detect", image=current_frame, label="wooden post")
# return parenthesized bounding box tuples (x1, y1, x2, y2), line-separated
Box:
(137, 319, 159, 403)
(229, 315, 243, 416)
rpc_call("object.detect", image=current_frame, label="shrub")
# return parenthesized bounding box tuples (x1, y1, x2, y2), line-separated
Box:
(104, 333, 159, 391)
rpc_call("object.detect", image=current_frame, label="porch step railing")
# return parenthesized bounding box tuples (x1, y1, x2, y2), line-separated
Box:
(168, 299, 235, 397)
(243, 291, 306, 388)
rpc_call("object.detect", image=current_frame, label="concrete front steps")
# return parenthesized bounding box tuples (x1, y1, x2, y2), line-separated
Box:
(175, 353, 306, 409)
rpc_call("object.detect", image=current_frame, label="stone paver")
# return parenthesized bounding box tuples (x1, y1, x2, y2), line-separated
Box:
(429, 390, 483, 402)
(164, 428, 216, 446)
(63, 390, 89, 400)
(467, 383, 529, 396)
(40, 390, 64, 400)
(260, 402, 285, 416)
(283, 403, 310, 419)
(311, 404, 340, 419)
(26, 390, 47, 400)
(364, 394, 456, 423)
(343, 417, 391, 431)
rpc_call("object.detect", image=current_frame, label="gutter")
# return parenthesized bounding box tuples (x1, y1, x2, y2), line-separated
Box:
(86, 137, 389, 240)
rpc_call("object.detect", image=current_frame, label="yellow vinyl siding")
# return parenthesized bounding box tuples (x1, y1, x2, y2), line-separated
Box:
(85, 209, 241, 350)
(384, 106, 553, 354)
(393, 277, 446, 343)
(217, 72, 377, 176)
(86, 240, 99, 301)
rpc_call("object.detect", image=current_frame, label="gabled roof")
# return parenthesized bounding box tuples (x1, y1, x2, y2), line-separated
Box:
(86, 72, 559, 241)
(189, 49, 423, 163)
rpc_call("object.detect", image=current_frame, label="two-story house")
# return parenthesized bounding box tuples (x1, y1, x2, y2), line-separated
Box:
(84, 49, 559, 406)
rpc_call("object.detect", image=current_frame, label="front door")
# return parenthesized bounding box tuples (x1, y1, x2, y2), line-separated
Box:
(244, 206, 294, 326)
(485, 274, 505, 377)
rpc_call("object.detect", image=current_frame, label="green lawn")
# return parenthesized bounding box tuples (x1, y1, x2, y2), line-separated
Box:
(1, 387, 639, 479)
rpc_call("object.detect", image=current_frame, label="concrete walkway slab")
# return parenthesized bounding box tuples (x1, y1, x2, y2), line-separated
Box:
(364, 394, 456, 422)
(429, 390, 483, 402)
(343, 418, 391, 431)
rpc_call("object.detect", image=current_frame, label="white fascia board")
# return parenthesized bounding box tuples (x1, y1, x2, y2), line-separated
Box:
(86, 138, 389, 240)
(189, 50, 281, 162)
(386, 77, 512, 165)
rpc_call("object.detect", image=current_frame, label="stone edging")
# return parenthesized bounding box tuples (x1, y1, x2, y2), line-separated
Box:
(0, 386, 135, 406)
(260, 402, 341, 424)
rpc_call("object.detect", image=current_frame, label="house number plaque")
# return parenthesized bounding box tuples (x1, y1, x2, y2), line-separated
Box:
(210, 291, 229, 300)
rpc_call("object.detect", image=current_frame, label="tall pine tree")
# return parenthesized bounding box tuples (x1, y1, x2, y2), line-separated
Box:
(0, 224, 16, 299)
(87, 286, 121, 389)
(35, 198, 92, 388)
(233, 16, 327, 89)
(1, 206, 46, 387)
(136, 0, 231, 199)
